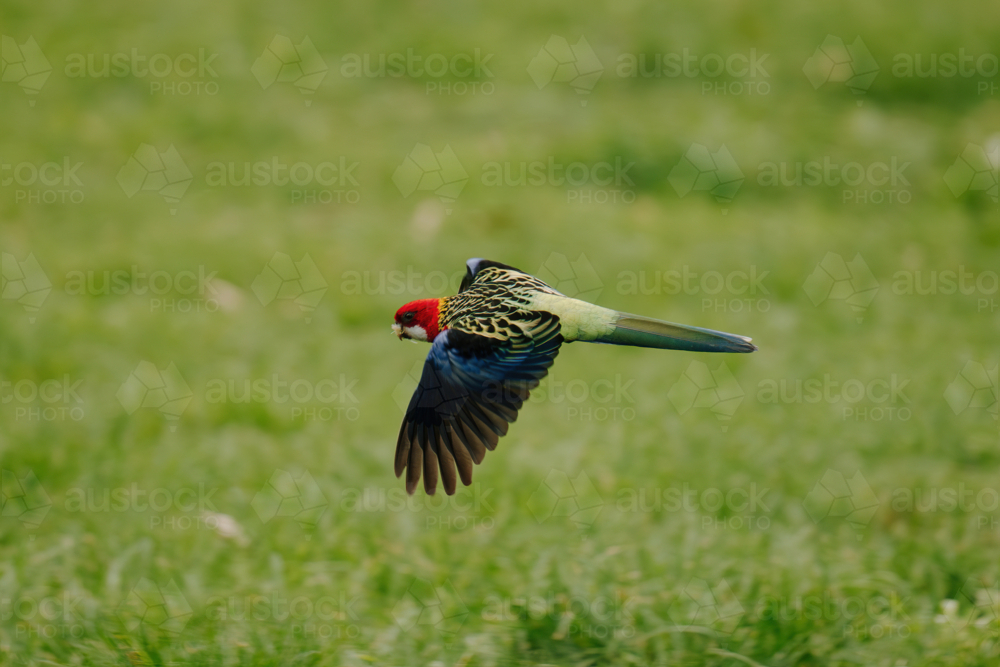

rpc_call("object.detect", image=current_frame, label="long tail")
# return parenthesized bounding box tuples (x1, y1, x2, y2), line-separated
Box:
(596, 312, 757, 353)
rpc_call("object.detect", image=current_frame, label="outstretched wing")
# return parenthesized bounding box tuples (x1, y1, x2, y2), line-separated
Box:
(395, 310, 562, 495)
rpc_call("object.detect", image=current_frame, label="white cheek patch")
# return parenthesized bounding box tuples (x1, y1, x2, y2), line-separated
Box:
(403, 325, 428, 342)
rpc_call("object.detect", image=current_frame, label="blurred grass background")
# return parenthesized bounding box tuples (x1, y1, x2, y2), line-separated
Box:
(1, 0, 1000, 664)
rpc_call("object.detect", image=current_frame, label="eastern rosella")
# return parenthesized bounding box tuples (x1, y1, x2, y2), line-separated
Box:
(392, 259, 756, 495)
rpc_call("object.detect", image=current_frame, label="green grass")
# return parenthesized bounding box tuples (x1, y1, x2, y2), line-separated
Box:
(2, 0, 1000, 664)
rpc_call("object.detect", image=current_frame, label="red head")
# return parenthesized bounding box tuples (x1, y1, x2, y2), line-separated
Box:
(392, 299, 443, 342)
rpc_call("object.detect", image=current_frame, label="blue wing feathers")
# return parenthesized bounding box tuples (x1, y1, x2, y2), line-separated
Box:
(395, 310, 562, 495)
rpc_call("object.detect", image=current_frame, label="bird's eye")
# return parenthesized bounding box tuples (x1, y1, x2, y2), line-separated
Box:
(402, 311, 416, 323)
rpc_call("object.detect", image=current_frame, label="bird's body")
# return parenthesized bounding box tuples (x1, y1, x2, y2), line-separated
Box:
(392, 258, 756, 495)
(424, 265, 615, 343)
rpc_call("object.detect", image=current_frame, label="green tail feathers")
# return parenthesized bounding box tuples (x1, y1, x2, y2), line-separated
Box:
(597, 312, 757, 353)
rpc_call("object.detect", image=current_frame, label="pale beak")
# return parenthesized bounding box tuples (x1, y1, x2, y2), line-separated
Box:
(392, 323, 406, 340)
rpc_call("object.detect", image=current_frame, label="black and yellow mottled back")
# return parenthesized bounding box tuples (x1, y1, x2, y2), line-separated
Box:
(443, 260, 562, 341)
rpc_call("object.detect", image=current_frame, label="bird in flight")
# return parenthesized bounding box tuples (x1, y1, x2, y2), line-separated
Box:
(392, 259, 756, 495)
